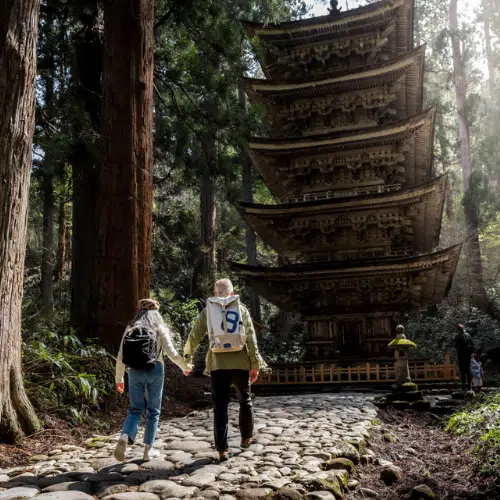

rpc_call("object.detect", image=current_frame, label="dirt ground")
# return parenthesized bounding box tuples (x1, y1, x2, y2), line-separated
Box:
(346, 409, 500, 500)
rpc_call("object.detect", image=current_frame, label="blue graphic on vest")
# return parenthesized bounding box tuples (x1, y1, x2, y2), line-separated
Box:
(221, 310, 240, 334)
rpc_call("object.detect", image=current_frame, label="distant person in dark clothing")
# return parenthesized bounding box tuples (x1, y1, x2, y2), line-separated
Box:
(454, 324, 475, 391)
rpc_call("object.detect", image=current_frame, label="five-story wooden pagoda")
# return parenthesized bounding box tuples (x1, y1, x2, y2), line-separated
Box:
(231, 0, 461, 362)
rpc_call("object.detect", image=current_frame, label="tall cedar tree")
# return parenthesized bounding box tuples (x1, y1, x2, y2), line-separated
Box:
(239, 84, 261, 322)
(0, 0, 41, 442)
(92, 0, 154, 352)
(69, 3, 102, 337)
(449, 0, 488, 311)
(39, 5, 56, 315)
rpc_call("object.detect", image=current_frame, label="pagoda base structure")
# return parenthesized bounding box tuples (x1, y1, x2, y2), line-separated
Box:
(230, 245, 461, 366)
(303, 312, 400, 361)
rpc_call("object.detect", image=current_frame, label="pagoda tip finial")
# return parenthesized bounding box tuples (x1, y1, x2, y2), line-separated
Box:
(328, 0, 342, 15)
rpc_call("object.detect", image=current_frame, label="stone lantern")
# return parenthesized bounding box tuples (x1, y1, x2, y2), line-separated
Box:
(388, 325, 416, 386)
(380, 324, 430, 411)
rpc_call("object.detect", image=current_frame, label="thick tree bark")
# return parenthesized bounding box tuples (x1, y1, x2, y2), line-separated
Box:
(277, 256, 293, 341)
(40, 8, 56, 315)
(482, 6, 500, 192)
(92, 0, 154, 353)
(449, 0, 488, 311)
(0, 0, 41, 443)
(70, 8, 102, 335)
(239, 85, 261, 321)
(41, 171, 55, 313)
(195, 131, 217, 298)
(483, 11, 495, 101)
(54, 197, 67, 281)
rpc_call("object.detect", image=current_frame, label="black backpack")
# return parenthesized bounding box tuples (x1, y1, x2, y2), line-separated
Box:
(122, 325, 159, 370)
(455, 331, 475, 356)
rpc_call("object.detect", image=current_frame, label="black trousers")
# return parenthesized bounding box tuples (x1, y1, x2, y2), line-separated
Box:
(210, 369, 254, 452)
(458, 356, 472, 390)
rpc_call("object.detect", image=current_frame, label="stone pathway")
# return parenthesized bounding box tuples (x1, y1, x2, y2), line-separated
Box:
(0, 394, 377, 500)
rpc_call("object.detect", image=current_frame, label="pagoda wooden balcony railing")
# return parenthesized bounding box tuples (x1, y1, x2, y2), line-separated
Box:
(283, 184, 401, 203)
(255, 356, 457, 385)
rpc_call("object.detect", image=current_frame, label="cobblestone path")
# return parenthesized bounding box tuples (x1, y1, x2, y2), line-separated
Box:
(0, 393, 377, 500)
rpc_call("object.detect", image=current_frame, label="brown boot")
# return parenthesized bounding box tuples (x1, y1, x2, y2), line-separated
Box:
(219, 449, 233, 462)
(241, 435, 258, 449)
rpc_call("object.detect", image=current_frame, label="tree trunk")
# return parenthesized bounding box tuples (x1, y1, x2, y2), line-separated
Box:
(277, 256, 293, 341)
(482, 5, 500, 193)
(449, 0, 488, 311)
(41, 171, 55, 313)
(239, 85, 261, 321)
(70, 8, 102, 336)
(483, 11, 495, 101)
(0, 0, 41, 443)
(195, 131, 217, 298)
(92, 0, 154, 353)
(54, 197, 67, 281)
(40, 9, 56, 315)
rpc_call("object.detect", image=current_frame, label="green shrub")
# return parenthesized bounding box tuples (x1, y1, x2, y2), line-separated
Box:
(22, 311, 116, 424)
(405, 305, 500, 362)
(447, 391, 500, 476)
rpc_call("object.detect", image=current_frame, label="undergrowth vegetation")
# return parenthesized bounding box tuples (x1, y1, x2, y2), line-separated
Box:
(22, 308, 117, 426)
(447, 391, 500, 477)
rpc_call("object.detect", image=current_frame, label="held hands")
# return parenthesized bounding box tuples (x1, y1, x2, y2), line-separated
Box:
(183, 364, 194, 376)
(116, 382, 125, 394)
(250, 369, 259, 384)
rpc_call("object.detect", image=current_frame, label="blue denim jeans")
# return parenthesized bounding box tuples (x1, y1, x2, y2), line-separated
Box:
(122, 361, 164, 445)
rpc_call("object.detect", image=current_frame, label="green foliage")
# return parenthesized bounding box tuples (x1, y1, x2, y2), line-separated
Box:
(257, 305, 306, 363)
(153, 288, 201, 348)
(447, 391, 500, 476)
(22, 311, 116, 424)
(405, 304, 500, 362)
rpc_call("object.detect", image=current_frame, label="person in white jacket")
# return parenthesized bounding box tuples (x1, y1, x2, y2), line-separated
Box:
(114, 298, 192, 462)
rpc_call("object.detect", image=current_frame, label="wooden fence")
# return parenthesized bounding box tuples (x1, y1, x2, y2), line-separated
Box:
(255, 356, 457, 385)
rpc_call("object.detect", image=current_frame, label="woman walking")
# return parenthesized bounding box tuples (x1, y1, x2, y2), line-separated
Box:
(114, 299, 192, 462)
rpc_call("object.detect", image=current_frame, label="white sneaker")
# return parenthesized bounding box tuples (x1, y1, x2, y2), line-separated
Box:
(143, 444, 159, 462)
(114, 434, 128, 462)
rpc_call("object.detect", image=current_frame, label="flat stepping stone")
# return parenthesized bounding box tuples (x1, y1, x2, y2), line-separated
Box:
(36, 492, 95, 500)
(0, 487, 40, 499)
(189, 465, 226, 476)
(305, 492, 336, 500)
(96, 483, 129, 499)
(139, 480, 197, 498)
(165, 442, 211, 453)
(6, 476, 38, 486)
(36, 478, 69, 489)
(181, 474, 216, 488)
(167, 453, 192, 464)
(103, 494, 160, 500)
(198, 491, 219, 499)
(42, 483, 94, 495)
(92, 459, 121, 472)
(141, 461, 175, 472)
(235, 489, 272, 499)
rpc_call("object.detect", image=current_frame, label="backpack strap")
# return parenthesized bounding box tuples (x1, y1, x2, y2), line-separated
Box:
(221, 303, 227, 335)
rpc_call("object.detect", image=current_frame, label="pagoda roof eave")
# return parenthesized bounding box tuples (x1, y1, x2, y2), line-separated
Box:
(241, 0, 412, 39)
(242, 0, 414, 81)
(239, 175, 448, 258)
(229, 244, 462, 277)
(248, 107, 436, 150)
(247, 107, 436, 200)
(229, 245, 462, 313)
(242, 44, 425, 91)
(242, 45, 425, 134)
(240, 174, 447, 212)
